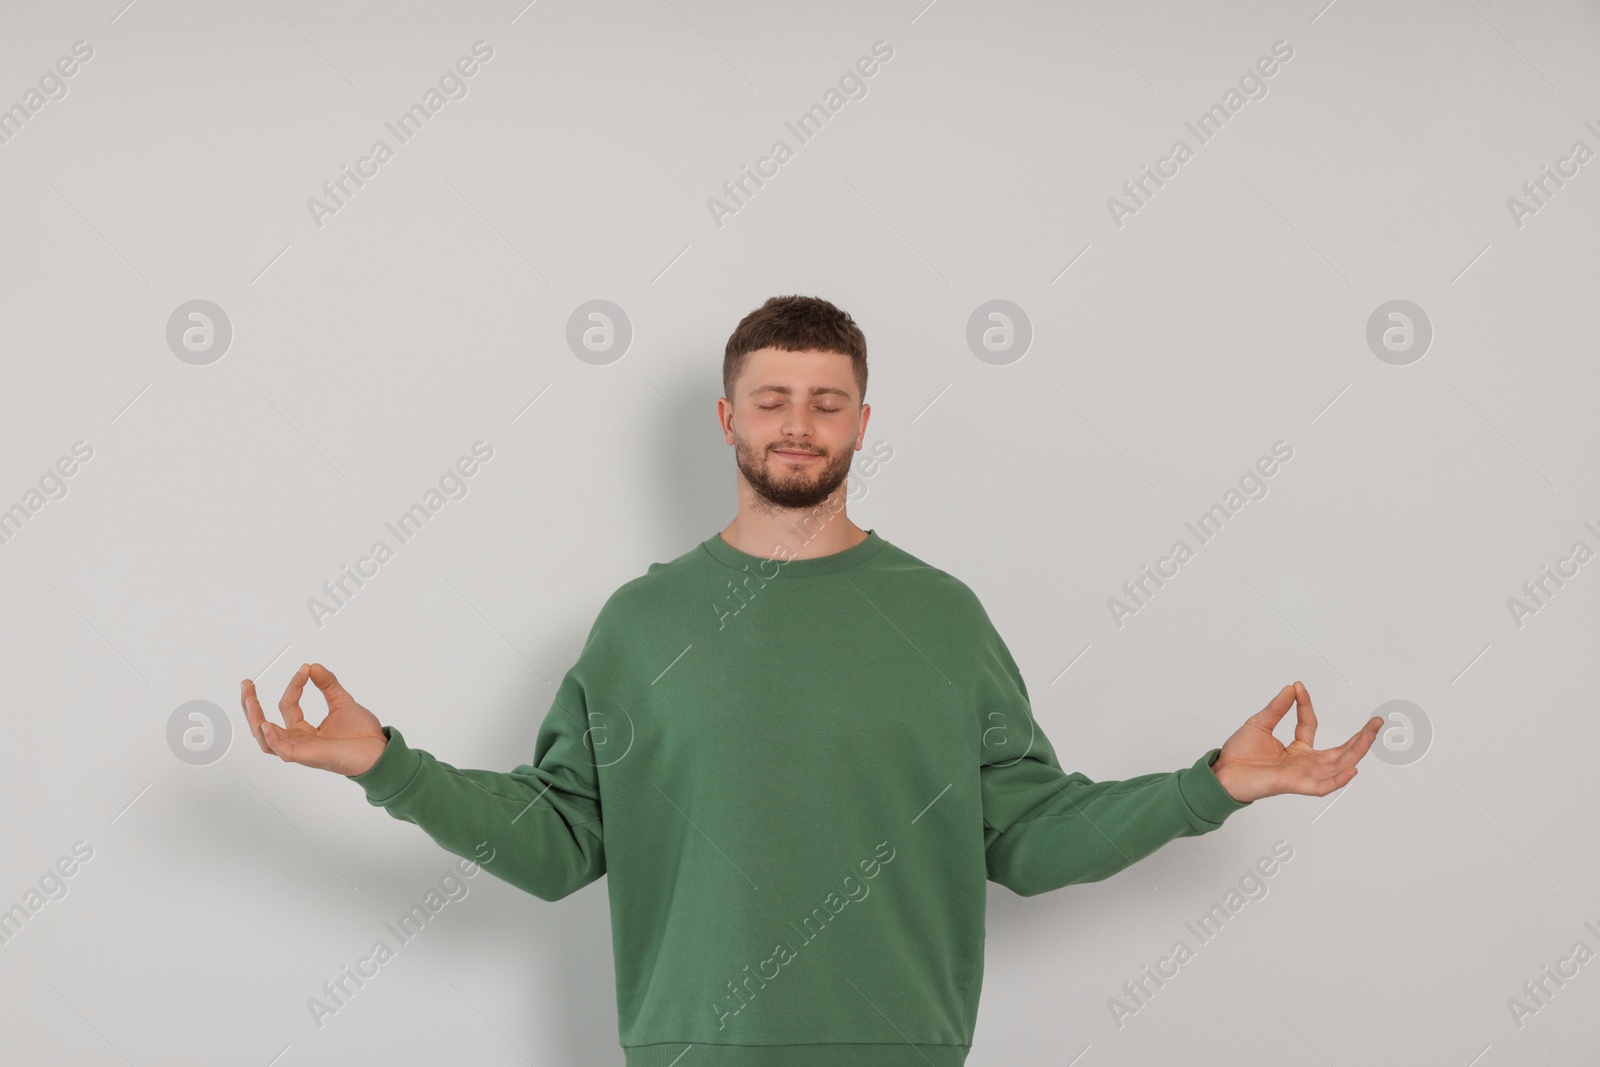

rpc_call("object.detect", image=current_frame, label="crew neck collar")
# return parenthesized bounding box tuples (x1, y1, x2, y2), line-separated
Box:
(700, 527, 887, 577)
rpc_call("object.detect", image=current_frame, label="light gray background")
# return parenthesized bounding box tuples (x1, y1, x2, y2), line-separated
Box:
(2, 0, 1597, 1064)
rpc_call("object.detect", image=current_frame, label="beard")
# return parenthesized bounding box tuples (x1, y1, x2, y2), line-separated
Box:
(733, 433, 854, 511)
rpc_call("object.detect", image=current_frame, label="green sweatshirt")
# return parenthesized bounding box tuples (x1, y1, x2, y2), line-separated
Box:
(348, 528, 1252, 1064)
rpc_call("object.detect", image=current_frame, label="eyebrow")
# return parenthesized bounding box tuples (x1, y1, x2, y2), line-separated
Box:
(747, 384, 854, 399)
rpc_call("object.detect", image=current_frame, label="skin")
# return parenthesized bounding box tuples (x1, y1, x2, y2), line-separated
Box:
(716, 346, 871, 561)
(241, 346, 1385, 800)
(1211, 682, 1383, 803)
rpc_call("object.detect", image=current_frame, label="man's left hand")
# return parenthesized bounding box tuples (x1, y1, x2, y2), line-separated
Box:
(1211, 681, 1384, 803)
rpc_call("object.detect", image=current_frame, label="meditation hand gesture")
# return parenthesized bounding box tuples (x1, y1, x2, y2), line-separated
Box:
(1211, 681, 1384, 803)
(240, 662, 388, 777)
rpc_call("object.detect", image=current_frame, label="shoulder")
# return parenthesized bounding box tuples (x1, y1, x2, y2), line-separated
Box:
(564, 543, 700, 667)
(586, 537, 709, 626)
(872, 538, 995, 622)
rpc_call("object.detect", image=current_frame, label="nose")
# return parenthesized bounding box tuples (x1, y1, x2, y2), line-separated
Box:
(779, 406, 820, 438)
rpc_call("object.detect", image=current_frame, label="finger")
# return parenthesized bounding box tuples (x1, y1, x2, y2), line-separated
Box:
(1338, 714, 1386, 768)
(1288, 756, 1360, 795)
(1292, 680, 1318, 749)
(260, 719, 283, 758)
(262, 718, 333, 770)
(240, 678, 271, 753)
(1293, 727, 1380, 796)
(307, 662, 352, 717)
(1346, 714, 1383, 752)
(278, 662, 311, 729)
(1318, 764, 1357, 795)
(1316, 714, 1384, 768)
(261, 720, 298, 763)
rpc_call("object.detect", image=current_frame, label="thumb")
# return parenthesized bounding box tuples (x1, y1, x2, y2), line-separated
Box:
(307, 662, 353, 708)
(1249, 684, 1297, 732)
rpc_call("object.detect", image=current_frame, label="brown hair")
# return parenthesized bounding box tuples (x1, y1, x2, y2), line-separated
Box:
(722, 295, 868, 405)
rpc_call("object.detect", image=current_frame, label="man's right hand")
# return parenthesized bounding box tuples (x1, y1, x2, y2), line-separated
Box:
(241, 662, 388, 777)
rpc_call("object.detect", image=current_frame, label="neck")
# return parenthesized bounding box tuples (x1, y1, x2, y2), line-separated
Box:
(721, 491, 866, 561)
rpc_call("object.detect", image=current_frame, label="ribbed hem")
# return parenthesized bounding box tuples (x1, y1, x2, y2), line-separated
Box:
(624, 1042, 969, 1066)
(346, 725, 423, 803)
(1178, 747, 1253, 826)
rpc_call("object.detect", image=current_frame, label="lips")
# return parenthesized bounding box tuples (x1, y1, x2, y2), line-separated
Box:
(773, 449, 820, 460)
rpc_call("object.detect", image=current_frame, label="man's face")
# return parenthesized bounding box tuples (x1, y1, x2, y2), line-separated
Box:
(722, 347, 867, 511)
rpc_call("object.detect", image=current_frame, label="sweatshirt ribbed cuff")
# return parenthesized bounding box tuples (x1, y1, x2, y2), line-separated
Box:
(347, 725, 423, 804)
(1178, 747, 1253, 826)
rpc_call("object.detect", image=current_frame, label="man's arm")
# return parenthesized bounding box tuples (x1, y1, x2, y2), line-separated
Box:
(982, 741, 1250, 897)
(966, 603, 1249, 898)
(242, 661, 605, 903)
(347, 694, 605, 902)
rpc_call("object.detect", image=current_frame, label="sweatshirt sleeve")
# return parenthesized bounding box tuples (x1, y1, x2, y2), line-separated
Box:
(972, 612, 1251, 898)
(346, 667, 606, 902)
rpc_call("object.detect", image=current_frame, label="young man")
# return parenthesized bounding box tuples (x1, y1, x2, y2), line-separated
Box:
(241, 295, 1383, 1065)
